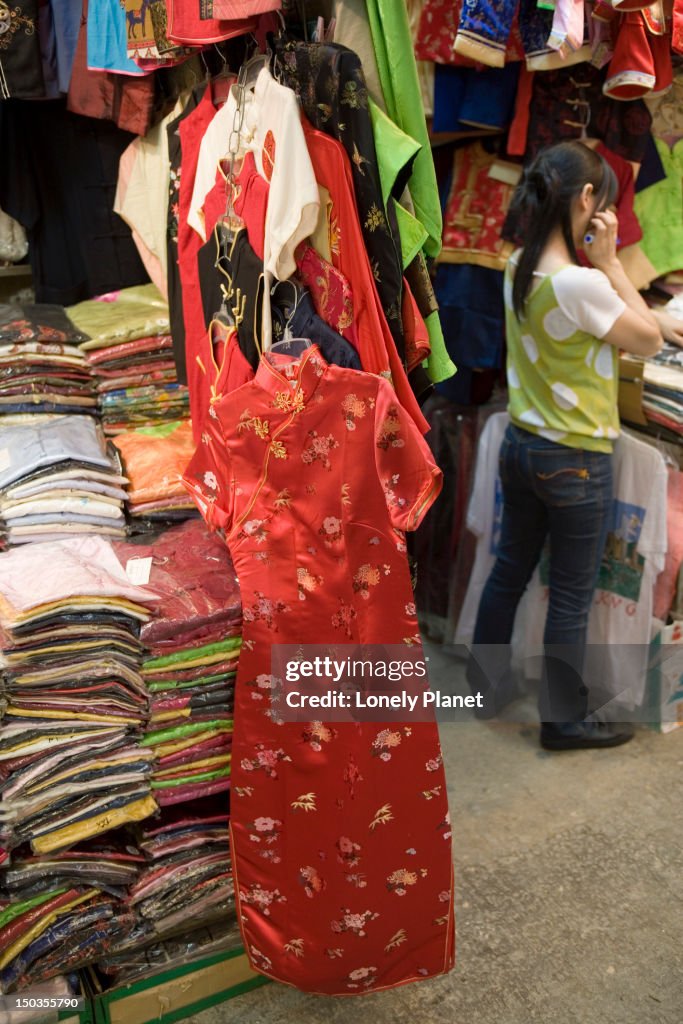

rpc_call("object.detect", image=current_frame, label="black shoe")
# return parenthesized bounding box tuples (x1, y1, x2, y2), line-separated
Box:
(540, 720, 635, 751)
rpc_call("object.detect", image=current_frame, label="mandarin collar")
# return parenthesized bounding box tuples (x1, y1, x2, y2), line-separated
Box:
(255, 345, 326, 410)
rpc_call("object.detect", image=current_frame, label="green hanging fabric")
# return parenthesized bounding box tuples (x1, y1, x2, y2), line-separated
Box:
(365, 0, 442, 259)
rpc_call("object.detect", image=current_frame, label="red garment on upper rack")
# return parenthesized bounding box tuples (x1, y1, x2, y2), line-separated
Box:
(166, 0, 257, 44)
(67, 0, 155, 136)
(193, 321, 255, 437)
(182, 344, 454, 994)
(190, 162, 265, 436)
(177, 86, 225, 439)
(211, 0, 282, 15)
(302, 119, 429, 433)
(203, 151, 269, 260)
(675, 0, 683, 53)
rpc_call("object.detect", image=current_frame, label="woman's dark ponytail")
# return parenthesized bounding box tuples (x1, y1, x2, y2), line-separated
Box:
(506, 142, 618, 320)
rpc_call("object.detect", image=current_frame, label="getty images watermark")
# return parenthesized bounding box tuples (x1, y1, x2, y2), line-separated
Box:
(268, 643, 683, 725)
(270, 644, 483, 722)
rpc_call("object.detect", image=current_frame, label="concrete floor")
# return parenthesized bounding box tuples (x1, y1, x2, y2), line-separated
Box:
(186, 643, 683, 1024)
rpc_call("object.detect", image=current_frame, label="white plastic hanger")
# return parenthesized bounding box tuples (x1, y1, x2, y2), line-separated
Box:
(270, 336, 312, 357)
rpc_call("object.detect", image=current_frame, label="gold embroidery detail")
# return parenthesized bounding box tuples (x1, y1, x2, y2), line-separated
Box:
(291, 792, 317, 812)
(238, 410, 271, 439)
(364, 203, 387, 233)
(0, 3, 36, 52)
(273, 389, 305, 413)
(369, 803, 393, 831)
(273, 489, 292, 510)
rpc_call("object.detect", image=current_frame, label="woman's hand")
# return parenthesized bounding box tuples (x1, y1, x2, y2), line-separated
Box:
(583, 210, 619, 271)
(653, 309, 683, 347)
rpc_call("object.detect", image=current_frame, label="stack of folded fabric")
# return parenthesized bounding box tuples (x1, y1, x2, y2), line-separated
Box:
(0, 536, 159, 862)
(88, 335, 189, 435)
(115, 519, 240, 805)
(0, 416, 128, 545)
(140, 643, 238, 806)
(0, 304, 96, 417)
(0, 839, 144, 898)
(68, 285, 188, 434)
(0, 832, 145, 989)
(111, 420, 197, 525)
(96, 917, 242, 986)
(92, 803, 237, 986)
(0, 882, 137, 994)
(129, 809, 234, 934)
(642, 345, 683, 438)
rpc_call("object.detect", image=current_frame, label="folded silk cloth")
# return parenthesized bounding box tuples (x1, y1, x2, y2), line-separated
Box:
(69, 285, 169, 351)
(111, 420, 195, 509)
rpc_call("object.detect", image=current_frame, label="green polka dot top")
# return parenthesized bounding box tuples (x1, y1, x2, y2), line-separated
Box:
(504, 253, 626, 453)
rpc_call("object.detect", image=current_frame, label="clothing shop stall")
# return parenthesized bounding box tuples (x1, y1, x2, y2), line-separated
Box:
(408, 0, 683, 731)
(0, 1, 457, 1020)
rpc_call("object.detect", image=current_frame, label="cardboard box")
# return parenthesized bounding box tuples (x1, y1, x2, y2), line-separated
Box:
(92, 949, 267, 1024)
(618, 354, 648, 427)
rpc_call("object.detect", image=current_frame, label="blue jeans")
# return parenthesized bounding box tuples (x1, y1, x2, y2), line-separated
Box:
(469, 424, 614, 723)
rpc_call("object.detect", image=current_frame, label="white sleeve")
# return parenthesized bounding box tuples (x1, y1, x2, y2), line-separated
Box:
(188, 99, 236, 241)
(253, 71, 319, 281)
(552, 266, 626, 339)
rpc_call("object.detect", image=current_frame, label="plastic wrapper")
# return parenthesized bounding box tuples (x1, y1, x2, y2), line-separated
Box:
(113, 520, 242, 644)
(97, 918, 242, 984)
(68, 285, 169, 352)
(111, 421, 195, 506)
(0, 305, 87, 344)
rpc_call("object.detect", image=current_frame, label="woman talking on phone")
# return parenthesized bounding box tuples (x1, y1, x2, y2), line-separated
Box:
(469, 141, 663, 751)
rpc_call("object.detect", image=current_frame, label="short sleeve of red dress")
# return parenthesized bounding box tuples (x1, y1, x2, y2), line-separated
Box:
(181, 413, 234, 533)
(374, 377, 442, 532)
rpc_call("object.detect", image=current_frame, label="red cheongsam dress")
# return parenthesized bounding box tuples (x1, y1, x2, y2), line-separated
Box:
(182, 346, 455, 995)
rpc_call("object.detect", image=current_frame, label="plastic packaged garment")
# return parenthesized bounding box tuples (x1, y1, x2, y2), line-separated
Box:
(0, 305, 87, 344)
(97, 919, 241, 984)
(113, 519, 242, 643)
(1, 898, 136, 991)
(111, 420, 195, 509)
(69, 286, 169, 351)
(0, 973, 76, 1019)
(0, 537, 156, 621)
